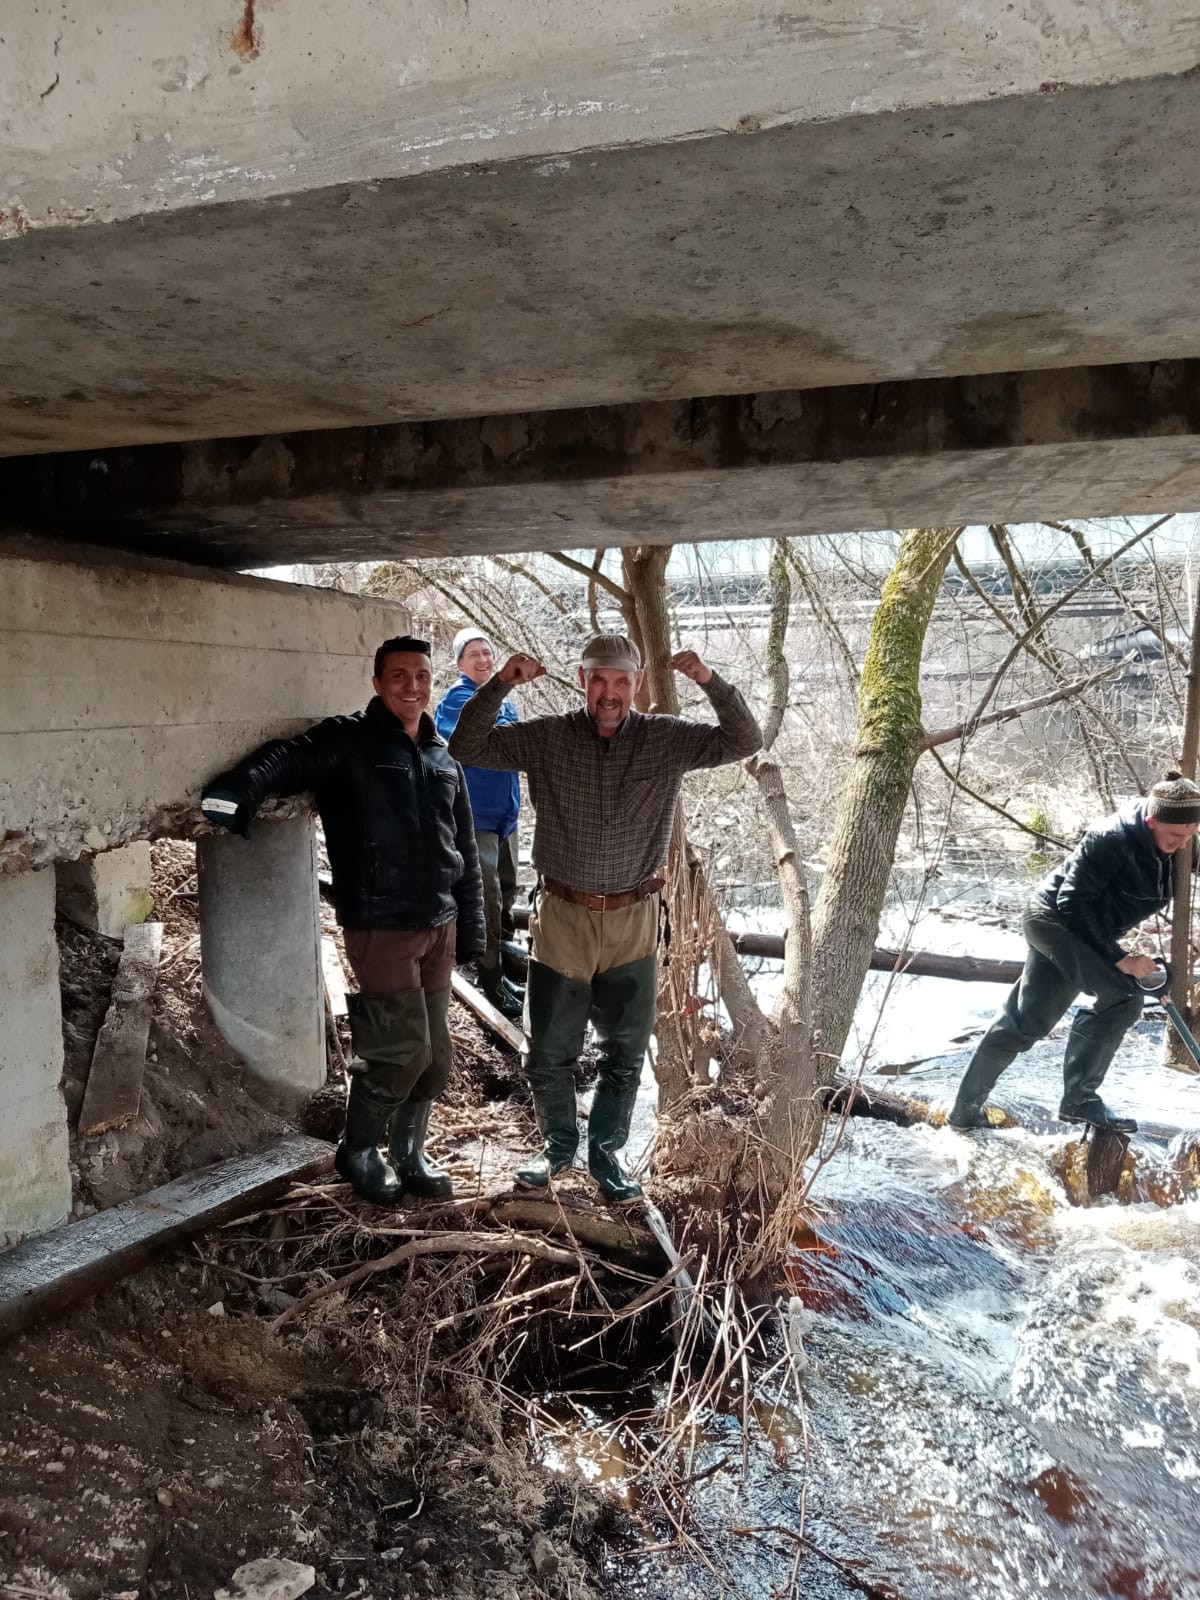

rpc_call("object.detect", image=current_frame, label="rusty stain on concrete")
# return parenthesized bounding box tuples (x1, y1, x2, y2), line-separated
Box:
(231, 0, 260, 59)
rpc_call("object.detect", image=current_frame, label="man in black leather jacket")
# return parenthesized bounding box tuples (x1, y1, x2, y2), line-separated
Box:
(201, 636, 486, 1205)
(948, 772, 1200, 1134)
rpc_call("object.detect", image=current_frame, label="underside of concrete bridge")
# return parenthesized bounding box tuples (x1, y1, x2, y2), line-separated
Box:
(4, 361, 1200, 566)
(3, 2, 1200, 563)
(3, 1, 1200, 1242)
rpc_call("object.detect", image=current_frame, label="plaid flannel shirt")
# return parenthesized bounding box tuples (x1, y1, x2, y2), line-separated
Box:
(448, 672, 762, 894)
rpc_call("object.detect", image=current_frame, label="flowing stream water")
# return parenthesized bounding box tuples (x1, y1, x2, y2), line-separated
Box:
(557, 889, 1200, 1599)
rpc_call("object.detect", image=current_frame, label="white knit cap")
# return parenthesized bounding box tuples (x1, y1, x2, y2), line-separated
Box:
(452, 627, 490, 662)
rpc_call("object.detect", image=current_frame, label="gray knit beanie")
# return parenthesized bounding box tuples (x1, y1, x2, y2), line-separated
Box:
(1147, 770, 1200, 824)
(452, 626, 489, 663)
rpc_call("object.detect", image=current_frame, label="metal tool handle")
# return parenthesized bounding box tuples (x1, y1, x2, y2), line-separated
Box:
(1136, 960, 1172, 994)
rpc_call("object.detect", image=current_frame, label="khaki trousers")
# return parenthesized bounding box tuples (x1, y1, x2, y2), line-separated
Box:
(528, 890, 659, 983)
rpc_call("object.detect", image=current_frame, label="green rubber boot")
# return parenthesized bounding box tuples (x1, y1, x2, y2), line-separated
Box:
(515, 960, 588, 1187)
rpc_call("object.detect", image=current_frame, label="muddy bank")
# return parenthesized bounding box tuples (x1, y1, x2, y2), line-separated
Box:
(2, 840, 635, 1600)
(0, 1250, 620, 1600)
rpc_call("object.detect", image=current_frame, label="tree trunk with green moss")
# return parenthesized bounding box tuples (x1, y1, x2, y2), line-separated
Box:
(807, 527, 957, 1082)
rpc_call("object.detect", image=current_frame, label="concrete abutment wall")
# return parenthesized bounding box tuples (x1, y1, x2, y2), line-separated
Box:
(0, 542, 409, 1242)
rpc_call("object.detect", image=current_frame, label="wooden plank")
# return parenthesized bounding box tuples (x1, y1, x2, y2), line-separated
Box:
(451, 969, 525, 1053)
(321, 934, 348, 1018)
(78, 921, 164, 1136)
(0, 1135, 333, 1344)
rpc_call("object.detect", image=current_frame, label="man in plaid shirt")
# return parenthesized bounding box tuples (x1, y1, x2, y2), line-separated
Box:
(449, 633, 761, 1201)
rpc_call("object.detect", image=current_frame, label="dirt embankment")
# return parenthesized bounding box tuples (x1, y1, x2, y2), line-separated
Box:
(1, 842, 631, 1600)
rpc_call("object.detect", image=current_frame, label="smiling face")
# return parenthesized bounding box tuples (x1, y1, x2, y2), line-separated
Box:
(459, 638, 495, 686)
(580, 665, 643, 737)
(374, 650, 432, 736)
(1147, 815, 1199, 855)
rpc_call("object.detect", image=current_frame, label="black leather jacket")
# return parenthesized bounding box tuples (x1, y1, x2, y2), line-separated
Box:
(210, 698, 485, 948)
(1037, 799, 1173, 962)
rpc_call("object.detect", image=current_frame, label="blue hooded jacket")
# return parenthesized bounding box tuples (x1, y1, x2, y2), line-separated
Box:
(434, 676, 521, 839)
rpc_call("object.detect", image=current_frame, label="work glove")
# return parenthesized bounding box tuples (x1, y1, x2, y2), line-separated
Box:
(200, 783, 252, 839)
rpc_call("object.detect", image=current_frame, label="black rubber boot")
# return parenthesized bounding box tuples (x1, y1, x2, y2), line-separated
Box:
(1059, 988, 1141, 1135)
(587, 1084, 643, 1202)
(388, 1100, 453, 1198)
(946, 1103, 994, 1131)
(514, 1077, 580, 1188)
(946, 1034, 1021, 1129)
(500, 939, 528, 984)
(478, 963, 525, 1021)
(334, 1076, 405, 1206)
(1058, 1096, 1138, 1134)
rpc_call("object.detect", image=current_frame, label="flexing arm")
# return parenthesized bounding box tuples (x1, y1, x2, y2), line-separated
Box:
(663, 655, 763, 770)
(447, 665, 542, 772)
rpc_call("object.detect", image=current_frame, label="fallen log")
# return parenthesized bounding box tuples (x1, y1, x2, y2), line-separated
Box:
(0, 1135, 332, 1343)
(489, 1197, 661, 1265)
(508, 906, 1022, 984)
(819, 1079, 1016, 1129)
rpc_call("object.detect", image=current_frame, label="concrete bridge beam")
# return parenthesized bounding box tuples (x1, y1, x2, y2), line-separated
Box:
(2, 5, 1199, 458)
(4, 361, 1198, 569)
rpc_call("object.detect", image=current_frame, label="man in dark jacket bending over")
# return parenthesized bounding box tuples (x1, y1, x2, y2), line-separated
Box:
(200, 636, 486, 1205)
(948, 772, 1200, 1134)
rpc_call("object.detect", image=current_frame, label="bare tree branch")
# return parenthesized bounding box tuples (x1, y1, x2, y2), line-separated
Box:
(989, 522, 1116, 807)
(924, 744, 1072, 849)
(950, 540, 1142, 795)
(784, 542, 860, 685)
(747, 753, 811, 1061)
(1045, 518, 1190, 668)
(760, 540, 791, 753)
(588, 548, 606, 634)
(490, 556, 586, 630)
(921, 659, 1129, 750)
(546, 549, 630, 605)
(960, 516, 1174, 739)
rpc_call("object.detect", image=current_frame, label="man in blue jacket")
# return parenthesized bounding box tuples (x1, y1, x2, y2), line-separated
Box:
(948, 772, 1200, 1134)
(435, 629, 524, 1020)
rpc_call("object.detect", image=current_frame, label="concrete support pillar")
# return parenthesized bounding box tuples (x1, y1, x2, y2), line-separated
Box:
(56, 841, 153, 937)
(197, 818, 325, 1105)
(0, 869, 71, 1246)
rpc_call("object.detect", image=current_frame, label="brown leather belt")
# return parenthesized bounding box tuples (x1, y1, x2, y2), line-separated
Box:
(539, 874, 664, 912)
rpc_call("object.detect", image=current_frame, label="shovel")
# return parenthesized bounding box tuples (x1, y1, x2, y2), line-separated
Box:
(1137, 962, 1200, 1072)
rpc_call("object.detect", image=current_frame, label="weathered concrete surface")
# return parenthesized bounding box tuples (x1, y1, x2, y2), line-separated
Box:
(197, 820, 325, 1103)
(0, 541, 410, 871)
(5, 362, 1199, 567)
(0, 868, 71, 1245)
(5, 2, 1193, 231)
(56, 841, 153, 937)
(1, 5, 1199, 454)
